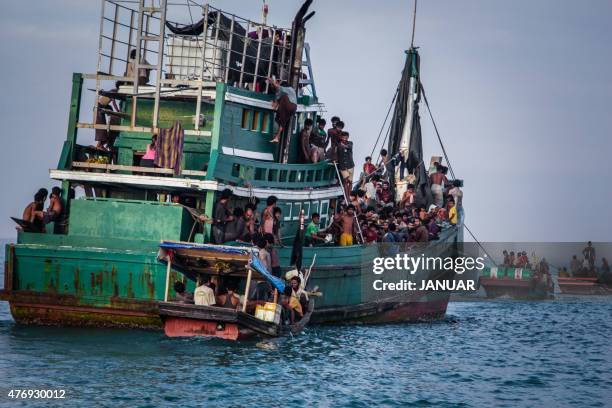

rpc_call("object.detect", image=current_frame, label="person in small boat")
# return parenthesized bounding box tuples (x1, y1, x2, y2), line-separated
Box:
(212, 189, 233, 244)
(598, 258, 611, 285)
(192, 276, 216, 306)
(174, 281, 194, 304)
(582, 241, 596, 269)
(339, 205, 356, 246)
(268, 77, 297, 143)
(558, 267, 570, 278)
(305, 213, 326, 247)
(502, 250, 510, 266)
(140, 134, 157, 167)
(261, 195, 277, 235)
(569, 255, 580, 276)
(281, 286, 303, 324)
(216, 283, 240, 309)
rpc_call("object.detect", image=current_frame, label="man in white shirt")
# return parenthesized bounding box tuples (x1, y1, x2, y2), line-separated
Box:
(194, 276, 216, 306)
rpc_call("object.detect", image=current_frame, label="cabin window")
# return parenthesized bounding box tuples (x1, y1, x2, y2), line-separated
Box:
(292, 202, 303, 220)
(319, 200, 329, 225)
(251, 110, 260, 131)
(262, 112, 270, 133)
(241, 109, 250, 129)
(302, 202, 311, 219)
(283, 202, 293, 221)
(311, 201, 320, 217)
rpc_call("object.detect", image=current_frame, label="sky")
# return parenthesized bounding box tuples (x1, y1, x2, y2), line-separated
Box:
(0, 0, 611, 242)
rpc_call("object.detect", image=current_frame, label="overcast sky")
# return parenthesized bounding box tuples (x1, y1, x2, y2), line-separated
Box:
(0, 0, 610, 242)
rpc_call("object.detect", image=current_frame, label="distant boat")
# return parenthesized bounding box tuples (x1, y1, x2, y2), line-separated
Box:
(557, 277, 612, 296)
(479, 267, 553, 300)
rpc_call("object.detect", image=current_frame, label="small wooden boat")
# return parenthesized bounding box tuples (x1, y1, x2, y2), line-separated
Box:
(157, 241, 314, 340)
(479, 267, 553, 300)
(557, 277, 612, 296)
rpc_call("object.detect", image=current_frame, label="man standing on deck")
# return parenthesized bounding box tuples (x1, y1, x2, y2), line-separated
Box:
(337, 131, 355, 201)
(582, 241, 596, 268)
(340, 205, 357, 246)
(326, 119, 343, 161)
(300, 118, 314, 163)
(212, 189, 233, 244)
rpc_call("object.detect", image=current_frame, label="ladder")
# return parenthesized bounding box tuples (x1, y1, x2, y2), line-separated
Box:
(131, 0, 168, 130)
(299, 43, 317, 99)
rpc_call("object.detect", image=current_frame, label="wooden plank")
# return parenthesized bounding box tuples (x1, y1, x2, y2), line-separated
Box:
(76, 122, 212, 137)
(72, 161, 208, 178)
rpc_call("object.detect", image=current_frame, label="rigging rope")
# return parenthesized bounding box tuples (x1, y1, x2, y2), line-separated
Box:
(419, 81, 456, 180)
(369, 87, 399, 159)
(419, 79, 495, 262)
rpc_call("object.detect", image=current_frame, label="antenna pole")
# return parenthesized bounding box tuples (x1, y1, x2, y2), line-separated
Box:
(410, 0, 418, 48)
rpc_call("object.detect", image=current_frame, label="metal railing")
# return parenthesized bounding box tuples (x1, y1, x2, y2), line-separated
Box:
(89, 0, 302, 134)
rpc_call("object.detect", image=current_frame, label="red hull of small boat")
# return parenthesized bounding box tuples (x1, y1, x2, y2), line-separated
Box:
(163, 317, 255, 340)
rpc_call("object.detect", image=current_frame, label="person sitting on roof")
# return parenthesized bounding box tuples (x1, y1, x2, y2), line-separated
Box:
(216, 282, 240, 309)
(126, 49, 150, 85)
(19, 189, 47, 233)
(43, 187, 63, 225)
(305, 213, 326, 247)
(281, 286, 303, 324)
(268, 77, 297, 143)
(174, 281, 195, 304)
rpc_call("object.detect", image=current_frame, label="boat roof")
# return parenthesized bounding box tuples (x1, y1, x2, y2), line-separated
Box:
(158, 241, 285, 292)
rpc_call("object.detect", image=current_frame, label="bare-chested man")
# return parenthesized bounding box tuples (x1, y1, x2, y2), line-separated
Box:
(340, 204, 356, 246)
(44, 187, 63, 224)
(429, 165, 448, 207)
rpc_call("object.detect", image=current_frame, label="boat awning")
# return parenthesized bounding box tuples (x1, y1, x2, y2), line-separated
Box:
(158, 241, 285, 292)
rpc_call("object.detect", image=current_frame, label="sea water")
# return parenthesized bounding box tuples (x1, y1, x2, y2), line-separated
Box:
(0, 241, 610, 407)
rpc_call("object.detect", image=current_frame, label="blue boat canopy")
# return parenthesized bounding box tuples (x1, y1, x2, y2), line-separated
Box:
(158, 241, 285, 292)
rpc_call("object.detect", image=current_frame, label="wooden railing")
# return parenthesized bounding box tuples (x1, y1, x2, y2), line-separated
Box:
(212, 153, 337, 189)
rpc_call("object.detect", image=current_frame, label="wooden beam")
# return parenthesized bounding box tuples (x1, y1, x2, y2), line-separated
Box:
(71, 161, 207, 177)
(76, 122, 212, 137)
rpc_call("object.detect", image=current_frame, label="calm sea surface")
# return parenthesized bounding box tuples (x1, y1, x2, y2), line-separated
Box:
(0, 241, 610, 408)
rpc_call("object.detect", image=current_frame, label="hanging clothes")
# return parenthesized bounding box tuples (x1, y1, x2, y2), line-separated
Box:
(154, 121, 184, 175)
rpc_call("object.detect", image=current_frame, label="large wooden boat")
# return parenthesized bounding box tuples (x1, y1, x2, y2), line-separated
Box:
(1, 1, 463, 328)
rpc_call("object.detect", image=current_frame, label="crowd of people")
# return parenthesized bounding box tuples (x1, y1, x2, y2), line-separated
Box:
(172, 272, 308, 324)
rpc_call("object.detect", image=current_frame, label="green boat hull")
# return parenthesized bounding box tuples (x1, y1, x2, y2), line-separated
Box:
(2, 227, 461, 328)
